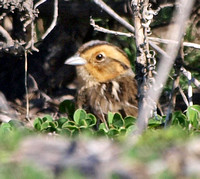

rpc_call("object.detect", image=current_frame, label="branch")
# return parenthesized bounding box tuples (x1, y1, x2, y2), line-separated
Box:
(90, 17, 134, 37)
(179, 85, 189, 107)
(41, 0, 58, 40)
(25, 1, 39, 52)
(187, 70, 193, 106)
(24, 50, 33, 126)
(149, 37, 200, 49)
(149, 41, 200, 91)
(93, 0, 135, 33)
(34, 0, 47, 9)
(132, 0, 150, 132)
(136, 0, 195, 134)
(181, 67, 200, 90)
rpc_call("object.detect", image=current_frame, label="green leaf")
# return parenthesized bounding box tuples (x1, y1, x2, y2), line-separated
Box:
(71, 128, 79, 137)
(79, 119, 89, 127)
(172, 111, 188, 128)
(62, 121, 76, 128)
(148, 117, 163, 128)
(96, 129, 106, 136)
(126, 125, 136, 136)
(79, 128, 93, 135)
(124, 116, 136, 128)
(63, 125, 79, 131)
(120, 128, 126, 136)
(41, 122, 50, 130)
(59, 100, 75, 119)
(186, 105, 200, 128)
(42, 115, 53, 123)
(108, 111, 114, 125)
(107, 129, 119, 137)
(8, 120, 24, 128)
(98, 123, 108, 132)
(86, 113, 97, 126)
(59, 128, 71, 136)
(112, 113, 124, 128)
(0, 122, 12, 133)
(57, 117, 69, 128)
(73, 109, 87, 125)
(33, 117, 42, 131)
(49, 121, 58, 129)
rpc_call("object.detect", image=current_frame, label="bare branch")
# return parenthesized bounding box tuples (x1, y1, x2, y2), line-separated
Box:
(90, 17, 134, 37)
(149, 41, 200, 90)
(93, 0, 135, 33)
(41, 0, 58, 40)
(25, 1, 39, 52)
(136, 0, 195, 134)
(26, 20, 39, 52)
(181, 67, 200, 90)
(34, 0, 47, 9)
(187, 70, 193, 106)
(24, 50, 30, 120)
(148, 41, 170, 57)
(132, 0, 150, 132)
(149, 37, 200, 49)
(179, 85, 189, 107)
(24, 50, 33, 127)
(183, 42, 200, 49)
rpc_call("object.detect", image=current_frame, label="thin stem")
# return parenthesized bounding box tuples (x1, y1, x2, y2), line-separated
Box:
(93, 0, 135, 33)
(90, 17, 134, 37)
(41, 0, 58, 40)
(149, 37, 200, 49)
(24, 50, 33, 127)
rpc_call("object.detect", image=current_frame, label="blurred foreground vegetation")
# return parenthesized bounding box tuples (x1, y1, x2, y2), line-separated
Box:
(0, 103, 200, 178)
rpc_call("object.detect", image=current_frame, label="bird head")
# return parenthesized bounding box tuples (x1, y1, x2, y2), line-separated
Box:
(65, 40, 131, 83)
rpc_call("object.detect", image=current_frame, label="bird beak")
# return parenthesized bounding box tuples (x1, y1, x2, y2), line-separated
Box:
(64, 55, 87, 66)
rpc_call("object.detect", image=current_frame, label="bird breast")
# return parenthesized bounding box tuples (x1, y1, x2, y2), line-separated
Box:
(77, 70, 138, 117)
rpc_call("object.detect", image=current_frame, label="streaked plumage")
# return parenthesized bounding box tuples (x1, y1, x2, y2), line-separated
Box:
(65, 40, 138, 122)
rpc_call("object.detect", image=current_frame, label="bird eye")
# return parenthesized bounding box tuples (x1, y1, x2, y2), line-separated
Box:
(96, 53, 104, 61)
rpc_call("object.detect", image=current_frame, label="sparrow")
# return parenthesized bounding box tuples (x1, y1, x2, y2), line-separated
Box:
(65, 40, 138, 123)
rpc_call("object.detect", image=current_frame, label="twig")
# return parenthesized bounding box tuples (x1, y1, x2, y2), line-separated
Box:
(24, 50, 33, 127)
(149, 37, 200, 49)
(136, 0, 195, 134)
(93, 0, 135, 33)
(41, 0, 58, 40)
(148, 41, 170, 58)
(179, 85, 189, 107)
(34, 0, 47, 9)
(183, 42, 200, 49)
(159, 3, 177, 9)
(186, 70, 193, 106)
(149, 40, 200, 91)
(92, 0, 186, 56)
(25, 1, 39, 52)
(90, 17, 134, 37)
(181, 67, 200, 89)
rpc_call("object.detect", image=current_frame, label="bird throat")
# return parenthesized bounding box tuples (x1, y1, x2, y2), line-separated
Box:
(76, 64, 131, 88)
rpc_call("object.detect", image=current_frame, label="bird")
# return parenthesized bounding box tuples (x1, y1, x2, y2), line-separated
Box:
(65, 40, 138, 123)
